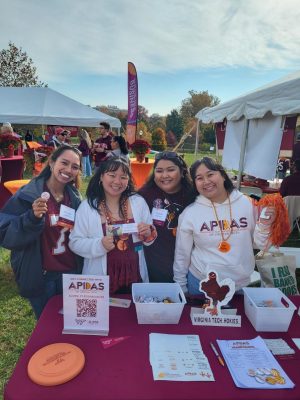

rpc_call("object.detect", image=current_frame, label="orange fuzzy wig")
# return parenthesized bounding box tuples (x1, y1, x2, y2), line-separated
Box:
(258, 193, 290, 247)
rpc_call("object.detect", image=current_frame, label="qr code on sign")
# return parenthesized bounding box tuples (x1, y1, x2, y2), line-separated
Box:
(76, 299, 97, 317)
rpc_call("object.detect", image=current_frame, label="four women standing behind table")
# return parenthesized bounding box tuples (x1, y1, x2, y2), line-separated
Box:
(1, 145, 273, 315)
(0, 145, 83, 318)
(139, 151, 194, 283)
(69, 157, 156, 294)
(173, 157, 275, 295)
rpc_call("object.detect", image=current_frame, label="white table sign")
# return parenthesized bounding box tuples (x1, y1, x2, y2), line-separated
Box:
(63, 274, 109, 336)
(190, 307, 241, 327)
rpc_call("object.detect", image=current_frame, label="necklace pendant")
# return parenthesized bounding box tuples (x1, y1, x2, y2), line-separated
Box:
(218, 241, 231, 253)
(117, 239, 128, 251)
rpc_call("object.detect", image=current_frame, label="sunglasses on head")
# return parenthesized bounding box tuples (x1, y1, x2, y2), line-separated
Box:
(155, 151, 184, 163)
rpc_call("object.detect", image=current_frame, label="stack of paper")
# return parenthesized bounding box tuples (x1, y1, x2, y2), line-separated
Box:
(149, 333, 214, 381)
(263, 338, 295, 355)
(217, 336, 295, 389)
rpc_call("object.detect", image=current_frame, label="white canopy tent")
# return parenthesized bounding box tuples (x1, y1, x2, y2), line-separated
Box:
(195, 71, 300, 183)
(0, 87, 121, 128)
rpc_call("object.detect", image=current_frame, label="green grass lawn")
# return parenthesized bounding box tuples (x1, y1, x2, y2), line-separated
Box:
(0, 152, 299, 398)
(0, 249, 36, 398)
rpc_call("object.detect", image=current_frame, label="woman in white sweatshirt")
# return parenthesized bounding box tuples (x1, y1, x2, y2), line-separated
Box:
(173, 157, 275, 294)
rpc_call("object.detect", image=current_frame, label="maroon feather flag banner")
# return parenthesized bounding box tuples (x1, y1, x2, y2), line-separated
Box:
(126, 62, 138, 145)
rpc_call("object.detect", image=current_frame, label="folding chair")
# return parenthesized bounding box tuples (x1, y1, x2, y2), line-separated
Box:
(283, 196, 300, 234)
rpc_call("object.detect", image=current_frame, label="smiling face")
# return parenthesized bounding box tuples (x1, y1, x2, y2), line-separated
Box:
(194, 164, 227, 203)
(154, 159, 182, 194)
(49, 149, 81, 186)
(101, 166, 129, 198)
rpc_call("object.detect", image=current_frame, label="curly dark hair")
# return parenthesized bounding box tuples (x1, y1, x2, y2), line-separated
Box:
(86, 157, 136, 216)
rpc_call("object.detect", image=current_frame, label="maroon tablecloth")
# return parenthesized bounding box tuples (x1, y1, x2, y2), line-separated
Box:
(4, 295, 300, 400)
(0, 156, 24, 209)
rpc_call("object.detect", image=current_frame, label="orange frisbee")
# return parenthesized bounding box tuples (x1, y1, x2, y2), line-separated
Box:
(27, 343, 85, 386)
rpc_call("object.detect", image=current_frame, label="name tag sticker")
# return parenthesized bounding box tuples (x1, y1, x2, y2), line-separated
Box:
(152, 208, 168, 226)
(57, 205, 75, 229)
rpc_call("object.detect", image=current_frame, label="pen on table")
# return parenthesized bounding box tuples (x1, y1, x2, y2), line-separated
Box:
(210, 342, 225, 367)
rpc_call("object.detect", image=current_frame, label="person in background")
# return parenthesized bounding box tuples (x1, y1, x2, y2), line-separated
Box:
(106, 135, 130, 162)
(93, 122, 113, 169)
(291, 133, 300, 164)
(48, 127, 70, 149)
(1, 122, 20, 137)
(1, 122, 13, 135)
(25, 130, 33, 142)
(78, 129, 92, 178)
(65, 130, 72, 144)
(277, 157, 290, 179)
(1, 123, 22, 157)
(280, 158, 300, 197)
(0, 145, 83, 318)
(139, 151, 194, 283)
(87, 130, 95, 170)
(69, 157, 156, 295)
(173, 157, 275, 295)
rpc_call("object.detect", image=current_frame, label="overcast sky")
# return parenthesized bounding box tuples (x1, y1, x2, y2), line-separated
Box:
(1, 0, 300, 115)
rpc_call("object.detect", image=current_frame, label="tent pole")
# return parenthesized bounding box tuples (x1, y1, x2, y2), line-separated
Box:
(237, 118, 249, 189)
(194, 120, 200, 157)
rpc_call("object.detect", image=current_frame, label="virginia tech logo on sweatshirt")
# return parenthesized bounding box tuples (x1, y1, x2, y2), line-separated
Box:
(200, 217, 248, 232)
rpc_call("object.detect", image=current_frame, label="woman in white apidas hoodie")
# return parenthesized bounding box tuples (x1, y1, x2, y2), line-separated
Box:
(173, 157, 275, 295)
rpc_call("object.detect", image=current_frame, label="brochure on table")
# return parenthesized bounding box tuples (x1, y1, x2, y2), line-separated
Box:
(63, 274, 109, 336)
(217, 336, 295, 389)
(149, 333, 214, 381)
(191, 271, 241, 327)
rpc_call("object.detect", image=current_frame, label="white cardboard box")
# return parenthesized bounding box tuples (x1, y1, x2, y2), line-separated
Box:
(132, 283, 186, 324)
(243, 287, 296, 332)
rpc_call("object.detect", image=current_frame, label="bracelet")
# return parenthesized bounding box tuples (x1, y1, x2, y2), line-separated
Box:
(143, 225, 157, 243)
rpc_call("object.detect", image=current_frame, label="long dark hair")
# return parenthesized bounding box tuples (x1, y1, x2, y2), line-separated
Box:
(140, 151, 194, 197)
(86, 157, 136, 213)
(37, 145, 82, 189)
(190, 157, 234, 196)
(113, 136, 129, 155)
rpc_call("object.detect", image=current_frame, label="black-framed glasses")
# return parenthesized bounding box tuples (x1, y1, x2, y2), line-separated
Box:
(155, 151, 184, 164)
